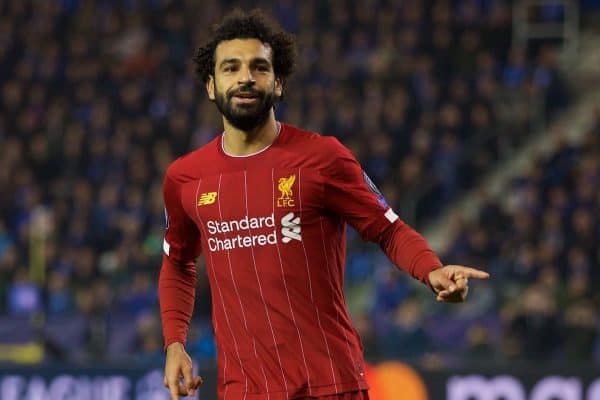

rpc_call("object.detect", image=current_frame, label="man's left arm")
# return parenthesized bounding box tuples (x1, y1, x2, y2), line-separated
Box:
(321, 136, 489, 302)
(377, 222, 489, 302)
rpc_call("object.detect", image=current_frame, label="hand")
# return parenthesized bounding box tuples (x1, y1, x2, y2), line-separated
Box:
(163, 342, 203, 399)
(428, 265, 489, 303)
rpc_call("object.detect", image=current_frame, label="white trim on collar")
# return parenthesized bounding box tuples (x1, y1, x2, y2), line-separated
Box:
(221, 122, 282, 158)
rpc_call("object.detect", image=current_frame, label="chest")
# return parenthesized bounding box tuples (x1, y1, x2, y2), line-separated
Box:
(180, 167, 324, 227)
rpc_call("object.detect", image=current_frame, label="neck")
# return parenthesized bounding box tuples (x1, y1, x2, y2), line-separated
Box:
(222, 111, 279, 156)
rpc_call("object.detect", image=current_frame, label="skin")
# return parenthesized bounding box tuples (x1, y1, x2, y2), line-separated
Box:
(428, 265, 489, 303)
(207, 38, 283, 156)
(164, 38, 282, 400)
(163, 38, 490, 399)
(163, 342, 202, 399)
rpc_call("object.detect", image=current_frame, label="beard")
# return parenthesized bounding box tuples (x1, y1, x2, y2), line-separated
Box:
(213, 83, 276, 131)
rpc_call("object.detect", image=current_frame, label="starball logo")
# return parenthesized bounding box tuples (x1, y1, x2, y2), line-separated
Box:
(205, 213, 301, 252)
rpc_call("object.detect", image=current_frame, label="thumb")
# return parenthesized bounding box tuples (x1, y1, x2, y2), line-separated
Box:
(432, 274, 457, 294)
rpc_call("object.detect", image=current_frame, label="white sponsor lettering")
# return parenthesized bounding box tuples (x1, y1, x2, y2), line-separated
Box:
(281, 212, 301, 243)
(208, 232, 278, 252)
(531, 377, 581, 400)
(163, 239, 170, 256)
(0, 370, 180, 399)
(0, 375, 130, 400)
(588, 379, 600, 399)
(206, 215, 275, 234)
(204, 213, 301, 251)
(1, 376, 24, 400)
(448, 375, 593, 400)
(448, 375, 526, 400)
(136, 370, 172, 399)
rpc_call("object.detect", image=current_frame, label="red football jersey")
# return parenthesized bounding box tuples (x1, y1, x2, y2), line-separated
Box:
(159, 123, 442, 399)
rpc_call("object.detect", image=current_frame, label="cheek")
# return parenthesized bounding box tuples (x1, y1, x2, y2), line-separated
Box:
(214, 76, 232, 94)
(216, 85, 233, 102)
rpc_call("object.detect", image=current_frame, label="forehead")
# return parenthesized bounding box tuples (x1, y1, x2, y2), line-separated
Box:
(214, 38, 273, 63)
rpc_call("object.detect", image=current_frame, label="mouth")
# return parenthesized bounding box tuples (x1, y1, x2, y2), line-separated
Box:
(232, 93, 260, 104)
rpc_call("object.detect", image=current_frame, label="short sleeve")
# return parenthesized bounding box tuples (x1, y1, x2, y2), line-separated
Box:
(163, 167, 202, 264)
(321, 137, 399, 241)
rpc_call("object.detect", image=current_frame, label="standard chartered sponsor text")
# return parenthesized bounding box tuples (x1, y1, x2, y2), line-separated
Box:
(208, 232, 278, 251)
(207, 214, 278, 252)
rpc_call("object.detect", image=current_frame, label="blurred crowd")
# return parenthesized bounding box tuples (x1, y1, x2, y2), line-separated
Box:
(0, 0, 584, 367)
(348, 113, 600, 366)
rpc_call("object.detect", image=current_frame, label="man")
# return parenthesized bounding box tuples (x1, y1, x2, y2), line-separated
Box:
(160, 9, 489, 400)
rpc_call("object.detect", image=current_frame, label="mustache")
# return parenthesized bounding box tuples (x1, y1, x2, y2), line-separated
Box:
(228, 86, 262, 98)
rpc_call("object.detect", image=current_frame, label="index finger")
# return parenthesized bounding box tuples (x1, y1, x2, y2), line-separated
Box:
(182, 363, 194, 393)
(168, 380, 179, 400)
(455, 267, 489, 279)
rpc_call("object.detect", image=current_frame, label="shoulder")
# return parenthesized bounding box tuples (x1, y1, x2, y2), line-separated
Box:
(280, 123, 350, 159)
(165, 136, 221, 184)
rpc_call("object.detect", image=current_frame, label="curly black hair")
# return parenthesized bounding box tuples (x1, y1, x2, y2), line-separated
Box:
(193, 9, 297, 85)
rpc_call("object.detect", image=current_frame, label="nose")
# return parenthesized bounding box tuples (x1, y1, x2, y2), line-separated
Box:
(238, 65, 256, 85)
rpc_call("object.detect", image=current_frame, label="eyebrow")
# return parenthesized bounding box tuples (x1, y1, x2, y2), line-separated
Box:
(218, 57, 272, 69)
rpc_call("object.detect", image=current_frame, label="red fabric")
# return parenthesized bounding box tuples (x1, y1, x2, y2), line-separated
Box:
(378, 221, 442, 287)
(296, 390, 370, 399)
(319, 137, 441, 284)
(158, 255, 196, 348)
(158, 123, 441, 399)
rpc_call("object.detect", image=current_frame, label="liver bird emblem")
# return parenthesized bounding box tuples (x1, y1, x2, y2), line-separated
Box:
(278, 175, 296, 199)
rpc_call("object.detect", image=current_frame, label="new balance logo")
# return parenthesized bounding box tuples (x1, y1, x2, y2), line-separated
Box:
(281, 212, 301, 243)
(197, 192, 217, 206)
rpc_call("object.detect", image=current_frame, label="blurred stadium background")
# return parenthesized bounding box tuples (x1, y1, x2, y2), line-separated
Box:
(0, 0, 599, 399)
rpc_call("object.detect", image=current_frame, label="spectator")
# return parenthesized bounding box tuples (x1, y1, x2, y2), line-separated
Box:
(0, 0, 574, 365)
(506, 284, 561, 360)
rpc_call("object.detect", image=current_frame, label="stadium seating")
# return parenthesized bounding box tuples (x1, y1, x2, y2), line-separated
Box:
(0, 0, 592, 367)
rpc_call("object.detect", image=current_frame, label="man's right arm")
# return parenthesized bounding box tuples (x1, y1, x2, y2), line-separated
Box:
(159, 168, 202, 348)
(160, 167, 203, 399)
(159, 255, 197, 348)
(159, 255, 203, 398)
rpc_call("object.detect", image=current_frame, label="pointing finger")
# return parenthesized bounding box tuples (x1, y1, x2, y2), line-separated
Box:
(168, 379, 179, 400)
(182, 363, 194, 394)
(448, 266, 490, 280)
(463, 269, 489, 279)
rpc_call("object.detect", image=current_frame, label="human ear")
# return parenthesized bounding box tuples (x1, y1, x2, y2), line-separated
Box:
(275, 77, 283, 98)
(206, 75, 215, 100)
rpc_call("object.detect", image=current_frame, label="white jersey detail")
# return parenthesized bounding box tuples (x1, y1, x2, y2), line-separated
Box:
(385, 208, 399, 223)
(163, 238, 170, 256)
(281, 212, 302, 243)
